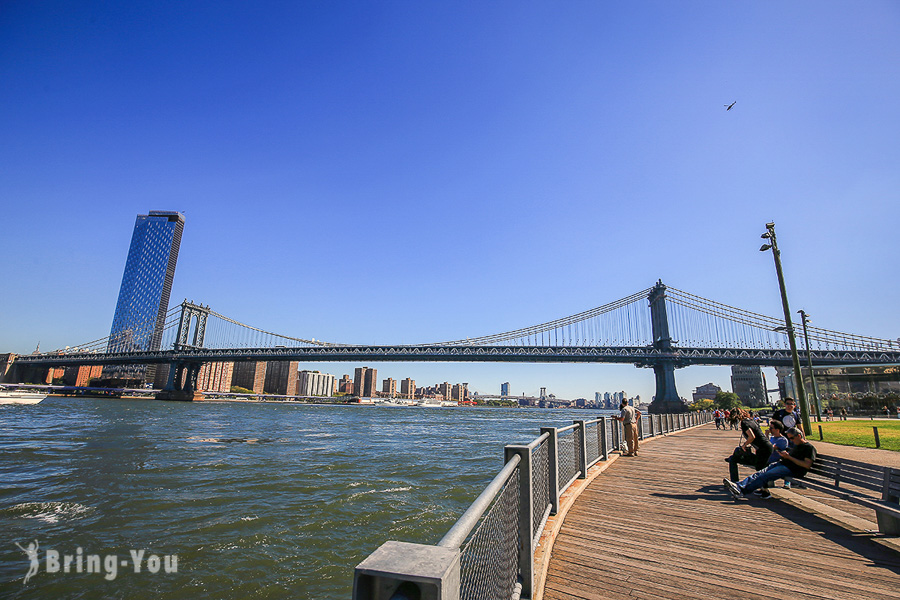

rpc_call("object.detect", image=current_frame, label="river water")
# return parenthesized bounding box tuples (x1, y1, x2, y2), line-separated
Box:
(0, 397, 612, 599)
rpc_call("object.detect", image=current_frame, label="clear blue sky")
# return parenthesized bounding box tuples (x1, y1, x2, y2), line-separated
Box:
(2, 2, 898, 401)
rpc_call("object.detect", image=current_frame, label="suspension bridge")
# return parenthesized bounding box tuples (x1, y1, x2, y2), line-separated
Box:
(11, 281, 900, 408)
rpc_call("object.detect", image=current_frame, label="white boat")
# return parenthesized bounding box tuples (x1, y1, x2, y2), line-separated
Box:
(0, 391, 47, 405)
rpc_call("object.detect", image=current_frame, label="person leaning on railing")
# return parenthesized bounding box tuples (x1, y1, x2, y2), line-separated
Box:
(613, 399, 641, 457)
(723, 427, 816, 500)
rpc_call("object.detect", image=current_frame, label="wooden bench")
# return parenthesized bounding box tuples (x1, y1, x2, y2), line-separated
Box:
(802, 454, 900, 535)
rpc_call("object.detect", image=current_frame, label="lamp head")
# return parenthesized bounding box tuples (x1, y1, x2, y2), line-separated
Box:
(765, 222, 775, 229)
(760, 243, 773, 251)
(760, 232, 772, 239)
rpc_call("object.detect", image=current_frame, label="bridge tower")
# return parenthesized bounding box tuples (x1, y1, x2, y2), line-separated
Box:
(647, 281, 687, 414)
(156, 301, 210, 401)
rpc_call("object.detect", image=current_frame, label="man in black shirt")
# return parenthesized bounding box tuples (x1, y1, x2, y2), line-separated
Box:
(724, 427, 816, 500)
(772, 398, 801, 432)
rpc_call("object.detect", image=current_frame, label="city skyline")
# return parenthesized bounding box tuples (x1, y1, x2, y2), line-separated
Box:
(1, 3, 899, 401)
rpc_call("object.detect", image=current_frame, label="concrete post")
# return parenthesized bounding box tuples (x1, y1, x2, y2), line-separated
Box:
(504, 444, 534, 598)
(648, 414, 655, 437)
(540, 427, 560, 515)
(353, 541, 460, 600)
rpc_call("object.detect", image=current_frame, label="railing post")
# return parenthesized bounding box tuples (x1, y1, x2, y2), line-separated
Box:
(574, 420, 588, 478)
(505, 444, 534, 598)
(540, 427, 560, 515)
(353, 542, 461, 600)
(611, 418, 620, 451)
(599, 417, 609, 461)
(648, 414, 655, 437)
(637, 416, 644, 440)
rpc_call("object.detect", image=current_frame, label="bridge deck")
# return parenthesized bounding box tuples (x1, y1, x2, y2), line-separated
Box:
(543, 424, 900, 600)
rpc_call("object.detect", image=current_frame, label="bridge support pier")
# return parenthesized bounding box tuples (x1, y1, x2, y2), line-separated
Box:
(155, 361, 205, 401)
(649, 360, 685, 414)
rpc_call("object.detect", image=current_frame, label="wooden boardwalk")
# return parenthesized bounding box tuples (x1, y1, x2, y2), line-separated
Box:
(542, 424, 900, 600)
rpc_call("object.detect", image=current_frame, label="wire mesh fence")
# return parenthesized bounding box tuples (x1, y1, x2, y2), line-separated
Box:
(459, 467, 521, 600)
(531, 439, 551, 541)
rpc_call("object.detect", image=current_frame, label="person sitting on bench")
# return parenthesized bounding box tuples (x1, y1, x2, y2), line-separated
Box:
(723, 427, 816, 500)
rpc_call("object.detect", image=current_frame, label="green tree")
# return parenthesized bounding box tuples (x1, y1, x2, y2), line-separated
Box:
(713, 391, 743, 411)
(688, 399, 715, 412)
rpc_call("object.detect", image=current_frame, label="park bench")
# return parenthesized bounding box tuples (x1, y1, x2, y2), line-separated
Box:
(800, 454, 900, 535)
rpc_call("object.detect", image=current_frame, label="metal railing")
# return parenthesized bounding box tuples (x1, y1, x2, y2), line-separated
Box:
(353, 411, 713, 600)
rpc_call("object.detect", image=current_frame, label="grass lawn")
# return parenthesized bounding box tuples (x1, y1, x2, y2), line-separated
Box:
(814, 419, 900, 452)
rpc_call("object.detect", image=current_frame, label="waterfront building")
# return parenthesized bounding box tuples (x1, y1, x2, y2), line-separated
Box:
(0, 353, 17, 382)
(382, 378, 397, 398)
(338, 374, 353, 394)
(439, 382, 451, 401)
(198, 362, 234, 393)
(265, 361, 299, 396)
(692, 383, 721, 403)
(64, 365, 104, 387)
(298, 371, 336, 397)
(401, 378, 415, 399)
(731, 365, 768, 407)
(500, 382, 510, 397)
(232, 361, 267, 393)
(451, 383, 468, 401)
(354, 367, 378, 397)
(106, 211, 185, 383)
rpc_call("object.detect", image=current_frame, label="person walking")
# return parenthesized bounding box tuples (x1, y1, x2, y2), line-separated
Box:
(614, 399, 642, 456)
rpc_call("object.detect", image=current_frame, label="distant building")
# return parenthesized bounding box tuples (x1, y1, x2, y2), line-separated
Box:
(197, 362, 234, 393)
(338, 374, 353, 394)
(439, 382, 452, 401)
(775, 366, 796, 400)
(692, 383, 721, 403)
(382, 378, 397, 397)
(64, 365, 103, 387)
(106, 211, 185, 383)
(265, 361, 299, 396)
(401, 378, 416, 399)
(501, 382, 510, 397)
(232, 361, 267, 393)
(731, 365, 768, 407)
(354, 367, 378, 397)
(451, 383, 468, 401)
(298, 371, 336, 397)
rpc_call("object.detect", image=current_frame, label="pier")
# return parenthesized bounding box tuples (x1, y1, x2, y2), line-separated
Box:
(355, 417, 900, 600)
(542, 425, 900, 600)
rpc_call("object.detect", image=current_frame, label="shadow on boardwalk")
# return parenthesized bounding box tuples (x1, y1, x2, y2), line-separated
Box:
(543, 424, 900, 600)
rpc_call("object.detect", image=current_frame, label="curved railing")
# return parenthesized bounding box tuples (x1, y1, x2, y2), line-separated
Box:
(353, 411, 712, 600)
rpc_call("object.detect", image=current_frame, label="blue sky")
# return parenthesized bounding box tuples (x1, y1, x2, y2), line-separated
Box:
(2, 1, 898, 401)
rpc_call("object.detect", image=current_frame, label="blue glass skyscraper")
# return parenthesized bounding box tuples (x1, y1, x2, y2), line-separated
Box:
(107, 211, 185, 379)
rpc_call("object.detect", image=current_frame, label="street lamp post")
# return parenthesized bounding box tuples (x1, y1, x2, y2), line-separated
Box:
(798, 309, 822, 422)
(760, 222, 812, 435)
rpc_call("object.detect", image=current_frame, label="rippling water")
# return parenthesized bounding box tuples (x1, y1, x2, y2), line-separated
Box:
(0, 397, 611, 599)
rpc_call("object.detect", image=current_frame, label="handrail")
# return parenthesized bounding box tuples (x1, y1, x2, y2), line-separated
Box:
(437, 453, 521, 549)
(353, 411, 713, 600)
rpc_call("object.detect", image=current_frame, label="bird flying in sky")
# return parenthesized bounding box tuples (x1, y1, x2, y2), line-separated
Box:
(725, 101, 736, 111)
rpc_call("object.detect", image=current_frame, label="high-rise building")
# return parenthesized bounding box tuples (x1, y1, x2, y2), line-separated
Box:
(354, 367, 378, 397)
(232, 361, 267, 393)
(197, 362, 234, 393)
(298, 371, 336, 397)
(500, 382, 510, 397)
(107, 211, 185, 382)
(382, 378, 397, 397)
(401, 378, 416, 399)
(731, 365, 768, 407)
(338, 374, 353, 394)
(265, 361, 299, 396)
